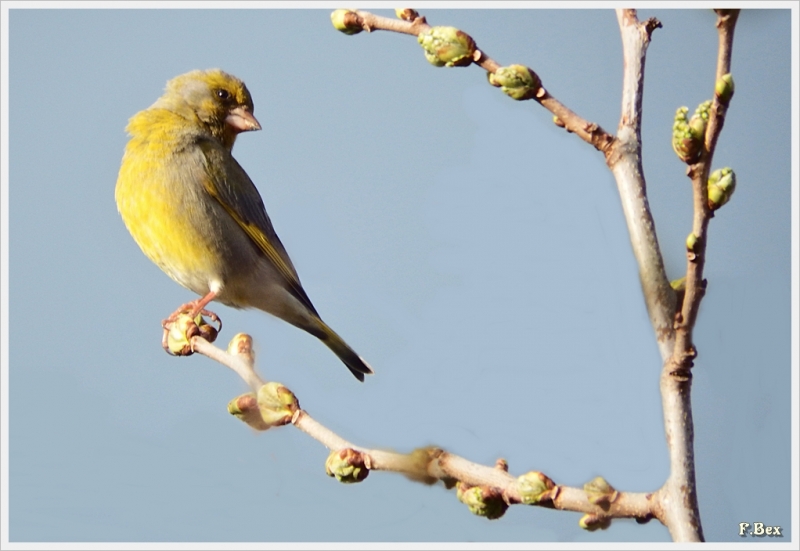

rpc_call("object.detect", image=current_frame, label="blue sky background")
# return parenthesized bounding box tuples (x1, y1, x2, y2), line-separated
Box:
(3, 6, 797, 545)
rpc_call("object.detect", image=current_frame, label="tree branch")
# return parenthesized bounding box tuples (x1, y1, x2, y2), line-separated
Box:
(655, 9, 740, 543)
(674, 9, 740, 362)
(334, 9, 616, 153)
(610, 9, 675, 361)
(193, 333, 656, 525)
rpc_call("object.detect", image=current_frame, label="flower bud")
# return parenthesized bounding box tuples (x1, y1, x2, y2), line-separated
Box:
(672, 100, 712, 163)
(685, 232, 699, 252)
(456, 482, 507, 519)
(670, 277, 686, 292)
(715, 73, 735, 105)
(579, 513, 612, 531)
(195, 314, 218, 343)
(228, 393, 270, 431)
(325, 448, 369, 483)
(517, 471, 557, 505)
(418, 26, 476, 67)
(331, 9, 362, 35)
(707, 167, 736, 210)
(166, 313, 198, 356)
(256, 382, 299, 428)
(487, 65, 541, 100)
(672, 106, 700, 163)
(583, 476, 619, 508)
(395, 8, 419, 21)
(227, 332, 254, 363)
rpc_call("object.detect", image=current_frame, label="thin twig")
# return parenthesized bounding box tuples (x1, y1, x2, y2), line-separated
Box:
(674, 9, 740, 361)
(655, 9, 740, 543)
(342, 9, 615, 153)
(192, 333, 654, 522)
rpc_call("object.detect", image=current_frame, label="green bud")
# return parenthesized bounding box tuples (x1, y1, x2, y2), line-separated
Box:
(685, 232, 701, 262)
(671, 276, 687, 311)
(456, 482, 507, 519)
(688, 100, 711, 134)
(165, 312, 220, 355)
(579, 513, 612, 531)
(256, 382, 299, 428)
(715, 73, 735, 104)
(583, 476, 619, 508)
(517, 471, 557, 505)
(694, 99, 712, 120)
(673, 135, 690, 149)
(194, 313, 218, 344)
(707, 167, 736, 210)
(166, 313, 197, 356)
(325, 448, 369, 483)
(227, 332, 253, 362)
(395, 8, 419, 21)
(487, 65, 541, 100)
(331, 9, 362, 35)
(685, 232, 698, 252)
(417, 26, 476, 68)
(672, 101, 712, 163)
(672, 106, 701, 163)
(688, 113, 707, 138)
(228, 393, 270, 431)
(670, 277, 687, 292)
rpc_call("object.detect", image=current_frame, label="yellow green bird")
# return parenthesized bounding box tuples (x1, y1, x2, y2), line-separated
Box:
(115, 69, 373, 381)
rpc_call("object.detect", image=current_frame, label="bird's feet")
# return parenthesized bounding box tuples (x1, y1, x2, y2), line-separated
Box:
(161, 303, 222, 356)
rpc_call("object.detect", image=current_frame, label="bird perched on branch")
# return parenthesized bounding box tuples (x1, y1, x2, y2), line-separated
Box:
(115, 69, 373, 381)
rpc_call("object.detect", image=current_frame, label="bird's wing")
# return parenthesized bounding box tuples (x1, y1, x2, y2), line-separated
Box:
(197, 140, 319, 317)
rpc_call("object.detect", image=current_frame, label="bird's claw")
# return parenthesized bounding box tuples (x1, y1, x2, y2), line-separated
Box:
(161, 308, 222, 356)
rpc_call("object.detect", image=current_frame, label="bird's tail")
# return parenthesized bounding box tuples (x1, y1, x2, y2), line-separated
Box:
(315, 320, 374, 382)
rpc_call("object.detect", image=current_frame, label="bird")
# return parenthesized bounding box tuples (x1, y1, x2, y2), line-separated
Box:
(115, 69, 373, 382)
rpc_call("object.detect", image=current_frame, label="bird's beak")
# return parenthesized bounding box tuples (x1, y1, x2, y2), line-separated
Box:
(226, 107, 262, 133)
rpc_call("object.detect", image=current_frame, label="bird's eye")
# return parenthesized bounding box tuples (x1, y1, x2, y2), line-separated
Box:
(216, 89, 231, 100)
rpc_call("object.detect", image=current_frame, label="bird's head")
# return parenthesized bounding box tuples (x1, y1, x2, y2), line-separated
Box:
(153, 69, 261, 149)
